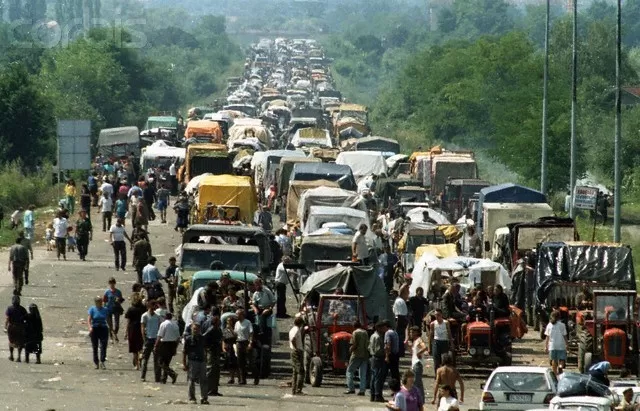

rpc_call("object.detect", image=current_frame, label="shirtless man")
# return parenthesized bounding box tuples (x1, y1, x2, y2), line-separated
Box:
(432, 353, 464, 405)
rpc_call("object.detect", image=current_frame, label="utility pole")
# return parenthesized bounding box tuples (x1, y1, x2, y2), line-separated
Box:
(540, 0, 550, 195)
(569, 0, 577, 219)
(614, 0, 622, 242)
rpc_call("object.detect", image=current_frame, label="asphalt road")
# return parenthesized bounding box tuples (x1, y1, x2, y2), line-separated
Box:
(0, 206, 551, 411)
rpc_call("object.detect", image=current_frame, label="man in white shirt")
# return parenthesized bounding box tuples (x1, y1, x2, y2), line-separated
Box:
(234, 309, 253, 385)
(98, 192, 114, 232)
(289, 317, 305, 395)
(275, 256, 293, 319)
(109, 218, 132, 271)
(352, 224, 369, 265)
(100, 178, 114, 199)
(392, 290, 409, 357)
(169, 161, 177, 195)
(155, 312, 180, 384)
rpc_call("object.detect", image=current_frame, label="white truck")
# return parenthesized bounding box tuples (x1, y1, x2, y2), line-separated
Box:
(481, 202, 554, 259)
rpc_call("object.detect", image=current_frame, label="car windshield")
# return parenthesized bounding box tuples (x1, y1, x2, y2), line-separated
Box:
(595, 295, 631, 321)
(181, 249, 260, 272)
(487, 372, 550, 392)
(320, 298, 362, 326)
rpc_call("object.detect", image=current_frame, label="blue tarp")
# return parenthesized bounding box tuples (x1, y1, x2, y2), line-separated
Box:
(290, 163, 357, 191)
(476, 183, 548, 237)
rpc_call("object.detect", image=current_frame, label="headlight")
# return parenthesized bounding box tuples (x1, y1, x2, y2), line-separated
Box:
(483, 348, 491, 356)
(469, 348, 477, 355)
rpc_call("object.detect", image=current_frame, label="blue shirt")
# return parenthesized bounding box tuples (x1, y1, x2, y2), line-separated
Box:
(142, 264, 163, 284)
(384, 329, 400, 354)
(115, 199, 127, 215)
(141, 312, 161, 339)
(23, 210, 34, 229)
(103, 288, 123, 313)
(127, 185, 142, 199)
(88, 306, 109, 328)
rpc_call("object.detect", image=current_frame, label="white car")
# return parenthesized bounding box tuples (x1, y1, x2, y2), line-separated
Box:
(479, 366, 558, 411)
(549, 395, 614, 411)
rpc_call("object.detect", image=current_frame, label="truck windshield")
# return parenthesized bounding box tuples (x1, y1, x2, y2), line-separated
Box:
(181, 249, 260, 272)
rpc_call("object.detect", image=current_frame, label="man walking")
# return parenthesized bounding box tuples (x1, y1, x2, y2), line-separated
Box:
(142, 256, 164, 300)
(289, 316, 305, 395)
(383, 319, 400, 381)
(432, 353, 465, 405)
(133, 234, 153, 284)
(109, 218, 131, 271)
(274, 256, 292, 318)
(344, 320, 368, 396)
(183, 322, 209, 404)
(155, 312, 179, 384)
(99, 192, 113, 232)
(234, 309, 253, 385)
(392, 290, 408, 357)
(369, 321, 387, 402)
(22, 205, 35, 248)
(8, 237, 29, 296)
(75, 209, 93, 261)
(428, 308, 452, 372)
(141, 301, 161, 383)
(352, 224, 370, 265)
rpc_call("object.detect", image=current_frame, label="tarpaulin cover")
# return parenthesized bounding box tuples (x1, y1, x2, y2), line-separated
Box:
(556, 372, 612, 398)
(335, 151, 388, 178)
(534, 242, 636, 308)
(290, 162, 357, 191)
(386, 154, 409, 170)
(196, 175, 257, 223)
(477, 183, 548, 237)
(299, 265, 389, 322)
(406, 207, 451, 225)
(308, 147, 340, 162)
(409, 256, 512, 297)
(355, 136, 400, 154)
(278, 157, 321, 196)
(374, 178, 422, 207)
(141, 140, 185, 162)
(228, 124, 273, 149)
(303, 206, 368, 235)
(291, 128, 332, 148)
(297, 186, 367, 225)
(286, 180, 339, 224)
(415, 244, 458, 260)
(298, 235, 354, 271)
(184, 120, 223, 142)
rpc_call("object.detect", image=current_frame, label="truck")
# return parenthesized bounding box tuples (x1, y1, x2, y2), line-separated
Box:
(97, 126, 140, 159)
(481, 202, 554, 259)
(428, 151, 478, 197)
(177, 143, 232, 185)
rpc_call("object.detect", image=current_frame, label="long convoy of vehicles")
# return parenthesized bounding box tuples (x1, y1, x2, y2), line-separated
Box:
(95, 37, 638, 408)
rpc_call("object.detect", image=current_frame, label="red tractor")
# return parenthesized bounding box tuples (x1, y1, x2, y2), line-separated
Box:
(462, 305, 518, 366)
(302, 294, 367, 387)
(581, 290, 640, 375)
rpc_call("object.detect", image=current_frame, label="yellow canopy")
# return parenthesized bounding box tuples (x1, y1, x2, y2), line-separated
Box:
(197, 175, 257, 223)
(415, 244, 458, 260)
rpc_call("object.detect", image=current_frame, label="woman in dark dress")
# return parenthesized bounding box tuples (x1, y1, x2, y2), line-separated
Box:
(124, 293, 145, 370)
(25, 304, 43, 364)
(80, 183, 92, 215)
(5, 295, 28, 362)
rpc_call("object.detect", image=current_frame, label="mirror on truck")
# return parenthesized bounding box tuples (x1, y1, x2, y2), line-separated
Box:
(484, 241, 491, 252)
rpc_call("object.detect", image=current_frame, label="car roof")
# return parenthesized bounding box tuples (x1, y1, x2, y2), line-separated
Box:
(181, 243, 260, 254)
(491, 366, 550, 374)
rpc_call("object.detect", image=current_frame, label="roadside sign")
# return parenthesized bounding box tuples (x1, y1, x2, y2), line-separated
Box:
(57, 120, 91, 170)
(573, 186, 599, 210)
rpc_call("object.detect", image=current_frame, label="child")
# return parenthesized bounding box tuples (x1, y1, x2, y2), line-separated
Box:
(45, 223, 54, 251)
(66, 227, 76, 252)
(25, 304, 43, 364)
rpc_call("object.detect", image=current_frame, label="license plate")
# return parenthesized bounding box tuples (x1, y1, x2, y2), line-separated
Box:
(508, 394, 532, 402)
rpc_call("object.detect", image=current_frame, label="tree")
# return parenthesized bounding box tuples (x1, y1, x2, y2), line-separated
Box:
(0, 63, 55, 168)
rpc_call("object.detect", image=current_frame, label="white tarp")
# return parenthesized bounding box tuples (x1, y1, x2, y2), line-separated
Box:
(182, 286, 205, 328)
(405, 207, 451, 225)
(184, 173, 213, 195)
(297, 186, 366, 224)
(386, 154, 409, 169)
(336, 151, 388, 178)
(409, 256, 511, 298)
(303, 206, 369, 235)
(140, 140, 185, 163)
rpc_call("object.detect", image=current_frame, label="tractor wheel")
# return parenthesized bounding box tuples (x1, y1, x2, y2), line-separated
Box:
(584, 352, 593, 373)
(310, 356, 323, 387)
(303, 336, 313, 384)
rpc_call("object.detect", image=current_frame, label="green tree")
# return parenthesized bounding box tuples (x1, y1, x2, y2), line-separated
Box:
(0, 63, 55, 168)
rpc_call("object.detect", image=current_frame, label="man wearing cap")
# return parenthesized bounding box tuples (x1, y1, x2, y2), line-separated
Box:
(274, 256, 293, 318)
